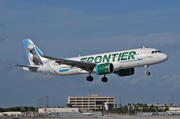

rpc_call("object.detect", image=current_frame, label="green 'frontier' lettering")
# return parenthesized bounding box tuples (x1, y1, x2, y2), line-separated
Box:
(118, 53, 122, 61)
(80, 58, 87, 62)
(128, 51, 136, 60)
(87, 57, 94, 62)
(112, 53, 118, 62)
(121, 52, 128, 61)
(103, 54, 111, 63)
(95, 56, 102, 63)
(80, 51, 137, 63)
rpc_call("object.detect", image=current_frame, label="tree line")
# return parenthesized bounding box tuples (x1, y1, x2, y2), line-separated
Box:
(109, 103, 170, 114)
(0, 106, 35, 112)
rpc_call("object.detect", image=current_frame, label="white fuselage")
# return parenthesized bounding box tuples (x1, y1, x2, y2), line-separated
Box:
(23, 48, 168, 76)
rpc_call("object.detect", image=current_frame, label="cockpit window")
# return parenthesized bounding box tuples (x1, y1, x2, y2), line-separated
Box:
(152, 50, 161, 54)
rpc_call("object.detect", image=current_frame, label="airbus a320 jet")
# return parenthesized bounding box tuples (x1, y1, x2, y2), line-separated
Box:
(15, 39, 168, 82)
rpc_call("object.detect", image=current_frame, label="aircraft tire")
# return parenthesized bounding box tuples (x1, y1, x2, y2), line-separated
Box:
(101, 77, 108, 82)
(146, 72, 151, 76)
(87, 76, 93, 82)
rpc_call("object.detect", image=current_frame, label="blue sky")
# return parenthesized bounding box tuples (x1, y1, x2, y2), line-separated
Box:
(1, 0, 180, 108)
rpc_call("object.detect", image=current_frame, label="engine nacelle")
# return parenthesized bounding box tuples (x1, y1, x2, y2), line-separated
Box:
(95, 63, 114, 75)
(115, 68, 135, 77)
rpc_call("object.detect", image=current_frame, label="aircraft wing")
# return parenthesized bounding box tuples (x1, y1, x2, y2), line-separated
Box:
(14, 65, 39, 69)
(42, 55, 96, 72)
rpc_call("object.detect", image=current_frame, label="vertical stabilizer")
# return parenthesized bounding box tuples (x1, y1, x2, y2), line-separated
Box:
(23, 39, 44, 66)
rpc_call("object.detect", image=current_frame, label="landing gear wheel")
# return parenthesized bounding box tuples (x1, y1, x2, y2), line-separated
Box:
(101, 77, 108, 82)
(146, 72, 151, 76)
(87, 76, 93, 82)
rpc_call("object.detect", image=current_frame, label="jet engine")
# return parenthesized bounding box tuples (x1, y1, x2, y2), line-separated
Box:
(95, 63, 114, 75)
(115, 68, 135, 77)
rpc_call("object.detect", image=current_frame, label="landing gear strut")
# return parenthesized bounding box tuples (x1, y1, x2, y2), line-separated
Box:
(145, 65, 151, 76)
(101, 75, 108, 82)
(87, 71, 93, 82)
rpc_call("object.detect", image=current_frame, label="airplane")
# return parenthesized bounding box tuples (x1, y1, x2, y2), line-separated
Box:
(82, 112, 94, 116)
(15, 39, 168, 82)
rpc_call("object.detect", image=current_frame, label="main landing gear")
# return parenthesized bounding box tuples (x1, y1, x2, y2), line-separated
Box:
(86, 75, 93, 82)
(86, 74, 108, 82)
(101, 75, 108, 82)
(145, 65, 151, 76)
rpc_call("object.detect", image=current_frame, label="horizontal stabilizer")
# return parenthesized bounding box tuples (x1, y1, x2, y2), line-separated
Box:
(14, 64, 39, 69)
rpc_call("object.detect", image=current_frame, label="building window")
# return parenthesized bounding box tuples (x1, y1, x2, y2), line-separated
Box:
(77, 98, 82, 100)
(89, 104, 95, 105)
(83, 104, 88, 105)
(108, 98, 114, 100)
(89, 98, 95, 100)
(89, 106, 95, 108)
(96, 98, 107, 100)
(70, 98, 75, 100)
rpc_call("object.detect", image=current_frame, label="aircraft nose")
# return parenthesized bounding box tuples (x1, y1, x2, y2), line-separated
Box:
(161, 53, 168, 61)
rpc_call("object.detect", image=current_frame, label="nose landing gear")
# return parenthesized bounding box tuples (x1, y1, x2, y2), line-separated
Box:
(145, 65, 151, 76)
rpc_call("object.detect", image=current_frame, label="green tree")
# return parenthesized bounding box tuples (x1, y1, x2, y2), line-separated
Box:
(123, 105, 128, 114)
(128, 103, 131, 115)
(115, 104, 117, 108)
(66, 103, 72, 108)
(101, 103, 105, 111)
(144, 104, 148, 112)
(98, 105, 101, 111)
(149, 105, 155, 112)
(119, 104, 122, 108)
(27, 107, 35, 111)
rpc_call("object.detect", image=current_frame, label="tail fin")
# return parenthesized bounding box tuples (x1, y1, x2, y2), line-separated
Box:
(23, 39, 44, 66)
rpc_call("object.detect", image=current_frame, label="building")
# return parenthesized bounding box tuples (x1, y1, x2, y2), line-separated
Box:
(169, 107, 180, 112)
(38, 108, 79, 113)
(68, 94, 115, 111)
(0, 112, 22, 116)
(131, 104, 178, 110)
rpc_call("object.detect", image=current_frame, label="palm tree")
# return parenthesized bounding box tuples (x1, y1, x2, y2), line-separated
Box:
(139, 103, 143, 112)
(150, 105, 154, 112)
(132, 103, 135, 109)
(144, 104, 147, 112)
(128, 103, 131, 115)
(115, 104, 117, 108)
(66, 103, 72, 108)
(128, 103, 131, 108)
(137, 103, 140, 111)
(170, 103, 172, 107)
(119, 104, 122, 108)
(134, 104, 139, 115)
